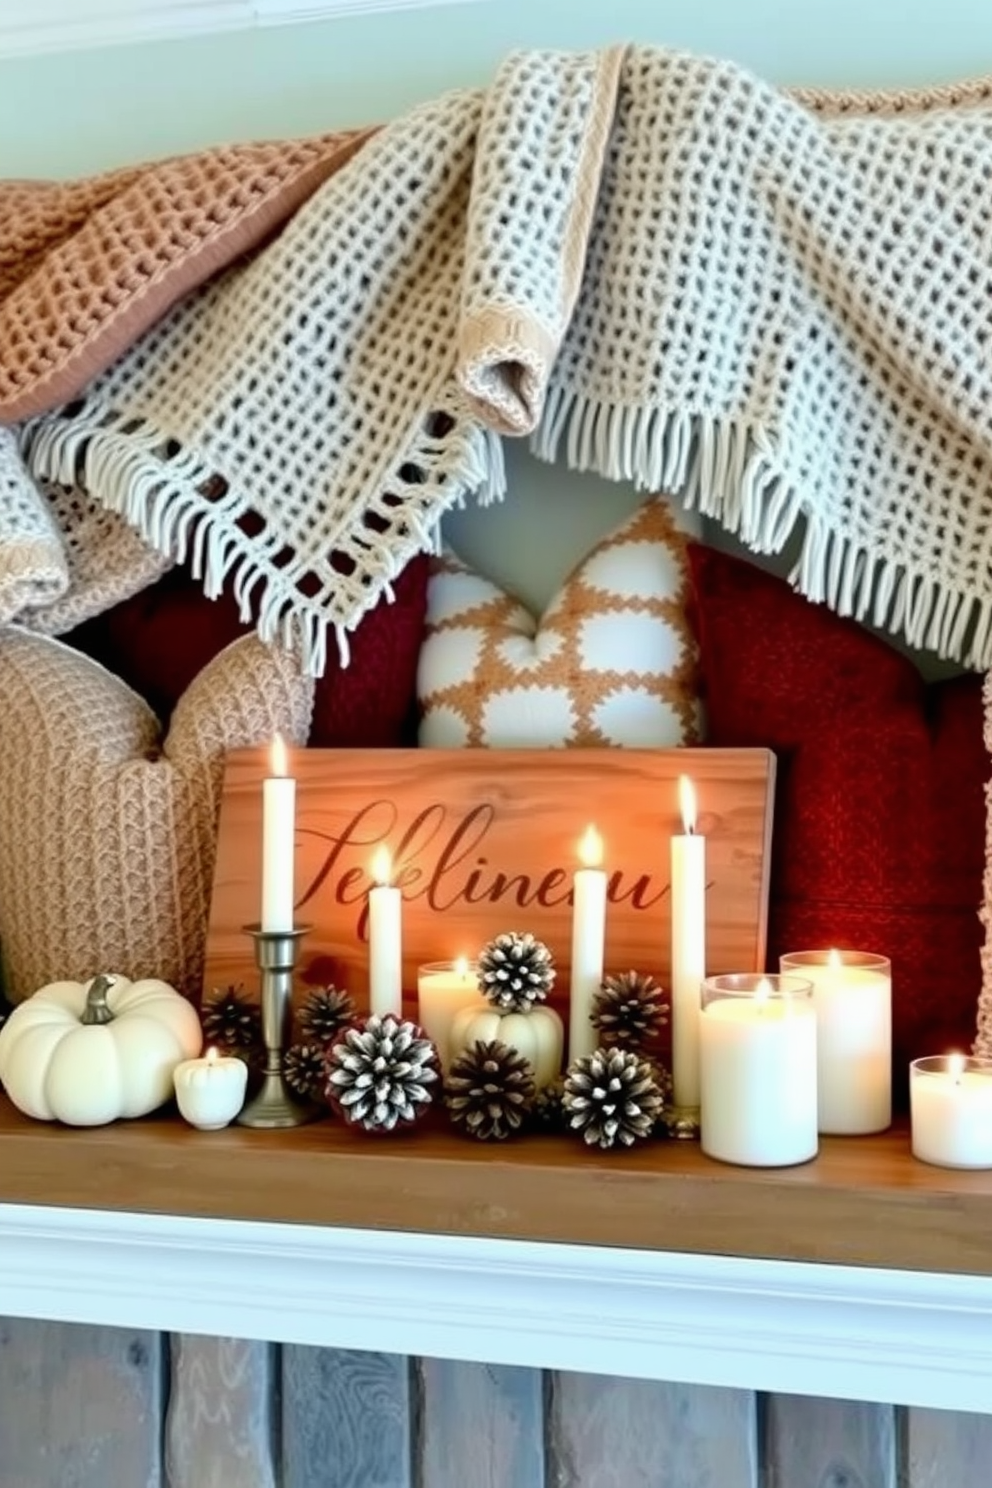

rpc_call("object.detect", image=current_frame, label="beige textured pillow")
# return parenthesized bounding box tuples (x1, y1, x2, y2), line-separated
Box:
(418, 495, 701, 747)
(0, 629, 313, 1002)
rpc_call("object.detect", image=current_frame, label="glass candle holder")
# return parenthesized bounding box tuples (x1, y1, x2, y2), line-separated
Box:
(780, 950, 891, 1135)
(416, 959, 481, 1066)
(700, 973, 817, 1168)
(910, 1055, 992, 1168)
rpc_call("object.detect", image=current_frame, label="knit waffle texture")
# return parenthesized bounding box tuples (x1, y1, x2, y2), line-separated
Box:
(11, 48, 992, 669)
(0, 630, 314, 1002)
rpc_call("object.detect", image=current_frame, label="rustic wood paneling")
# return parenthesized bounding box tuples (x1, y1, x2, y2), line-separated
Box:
(164, 1334, 276, 1488)
(0, 1317, 162, 1488)
(764, 1394, 896, 1488)
(282, 1346, 412, 1488)
(904, 1406, 992, 1487)
(547, 1373, 758, 1488)
(419, 1359, 545, 1488)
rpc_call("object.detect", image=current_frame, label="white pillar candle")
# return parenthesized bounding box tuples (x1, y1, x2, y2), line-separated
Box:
(671, 775, 706, 1109)
(261, 733, 296, 932)
(173, 1048, 248, 1131)
(417, 958, 481, 1066)
(781, 949, 891, 1134)
(700, 974, 818, 1167)
(569, 825, 607, 1063)
(910, 1055, 992, 1168)
(368, 846, 402, 1017)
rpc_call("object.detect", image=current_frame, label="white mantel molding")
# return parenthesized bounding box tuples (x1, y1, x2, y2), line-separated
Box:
(1, 1201, 991, 1413)
(0, 0, 489, 61)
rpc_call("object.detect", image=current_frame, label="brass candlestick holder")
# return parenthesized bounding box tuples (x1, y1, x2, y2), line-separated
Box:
(237, 923, 318, 1129)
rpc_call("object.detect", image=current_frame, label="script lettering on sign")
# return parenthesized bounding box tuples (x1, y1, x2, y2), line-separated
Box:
(205, 747, 775, 1012)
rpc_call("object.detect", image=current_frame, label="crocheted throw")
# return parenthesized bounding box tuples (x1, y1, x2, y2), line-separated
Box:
(8, 47, 992, 671)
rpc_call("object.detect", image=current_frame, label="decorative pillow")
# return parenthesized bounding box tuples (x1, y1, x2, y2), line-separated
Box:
(0, 629, 314, 1004)
(418, 496, 701, 747)
(686, 543, 985, 1097)
(0, 128, 373, 423)
(63, 553, 429, 746)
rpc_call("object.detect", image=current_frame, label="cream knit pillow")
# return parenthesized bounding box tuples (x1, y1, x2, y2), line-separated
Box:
(0, 629, 313, 1003)
(418, 496, 701, 747)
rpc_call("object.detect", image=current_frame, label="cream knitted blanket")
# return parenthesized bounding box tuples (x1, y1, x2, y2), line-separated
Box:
(12, 47, 992, 671)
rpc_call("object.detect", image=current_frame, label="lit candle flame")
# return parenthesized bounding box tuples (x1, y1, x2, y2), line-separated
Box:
(455, 956, 469, 979)
(270, 733, 288, 778)
(371, 845, 392, 888)
(754, 977, 772, 1011)
(206, 1047, 218, 1067)
(578, 824, 603, 869)
(678, 775, 697, 835)
(827, 947, 842, 969)
(948, 1052, 966, 1084)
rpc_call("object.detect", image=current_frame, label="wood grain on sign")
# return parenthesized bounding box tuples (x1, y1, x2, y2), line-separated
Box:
(0, 1318, 162, 1488)
(418, 1359, 546, 1488)
(282, 1347, 412, 1488)
(904, 1407, 992, 1488)
(547, 1374, 758, 1488)
(763, 1395, 896, 1488)
(205, 746, 774, 1004)
(164, 1335, 277, 1488)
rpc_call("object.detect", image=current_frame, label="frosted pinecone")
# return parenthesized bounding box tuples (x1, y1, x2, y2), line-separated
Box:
(297, 984, 356, 1046)
(201, 985, 261, 1055)
(591, 971, 668, 1053)
(531, 1076, 566, 1133)
(563, 1048, 664, 1150)
(478, 931, 555, 1012)
(283, 1042, 328, 1103)
(325, 1015, 439, 1132)
(445, 1040, 535, 1141)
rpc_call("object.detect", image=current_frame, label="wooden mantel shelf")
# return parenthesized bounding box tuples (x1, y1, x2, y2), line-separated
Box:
(2, 1096, 992, 1276)
(4, 1095, 992, 1415)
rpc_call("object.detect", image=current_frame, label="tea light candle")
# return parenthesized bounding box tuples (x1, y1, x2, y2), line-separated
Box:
(368, 846, 402, 1017)
(569, 825, 607, 1062)
(261, 733, 295, 932)
(780, 949, 891, 1134)
(173, 1048, 248, 1131)
(910, 1054, 992, 1168)
(417, 958, 481, 1066)
(671, 775, 706, 1109)
(700, 973, 818, 1167)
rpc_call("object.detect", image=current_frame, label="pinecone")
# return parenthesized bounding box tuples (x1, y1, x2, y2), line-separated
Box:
(283, 1042, 328, 1103)
(563, 1048, 664, 1150)
(591, 971, 668, 1053)
(478, 931, 555, 1012)
(297, 984, 357, 1046)
(201, 986, 262, 1055)
(445, 1040, 536, 1141)
(325, 1014, 439, 1132)
(531, 1076, 566, 1133)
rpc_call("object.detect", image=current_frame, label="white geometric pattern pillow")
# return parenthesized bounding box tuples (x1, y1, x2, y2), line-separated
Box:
(418, 495, 701, 748)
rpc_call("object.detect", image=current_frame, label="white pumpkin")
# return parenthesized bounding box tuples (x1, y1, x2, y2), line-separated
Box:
(449, 1002, 564, 1088)
(0, 973, 202, 1126)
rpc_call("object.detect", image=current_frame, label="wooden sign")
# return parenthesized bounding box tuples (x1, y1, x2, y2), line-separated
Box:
(204, 747, 776, 1008)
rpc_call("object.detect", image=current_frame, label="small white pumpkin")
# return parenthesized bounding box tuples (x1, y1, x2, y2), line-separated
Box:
(449, 1003, 563, 1089)
(0, 973, 202, 1126)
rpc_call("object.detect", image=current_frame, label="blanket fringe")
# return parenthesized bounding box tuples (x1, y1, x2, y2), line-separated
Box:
(22, 397, 505, 678)
(534, 387, 992, 670)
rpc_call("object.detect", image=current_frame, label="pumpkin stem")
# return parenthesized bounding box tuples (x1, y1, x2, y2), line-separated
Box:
(81, 975, 117, 1026)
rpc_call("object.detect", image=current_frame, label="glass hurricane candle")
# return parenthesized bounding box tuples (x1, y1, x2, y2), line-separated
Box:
(910, 1055, 992, 1168)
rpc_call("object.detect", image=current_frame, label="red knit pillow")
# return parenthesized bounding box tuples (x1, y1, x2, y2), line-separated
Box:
(63, 555, 429, 747)
(687, 543, 984, 1100)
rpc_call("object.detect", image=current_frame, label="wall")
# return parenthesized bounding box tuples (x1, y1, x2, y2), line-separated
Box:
(2, 1325, 992, 1488)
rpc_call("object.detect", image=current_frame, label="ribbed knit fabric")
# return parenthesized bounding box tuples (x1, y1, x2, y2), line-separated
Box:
(15, 47, 992, 675)
(0, 630, 314, 1002)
